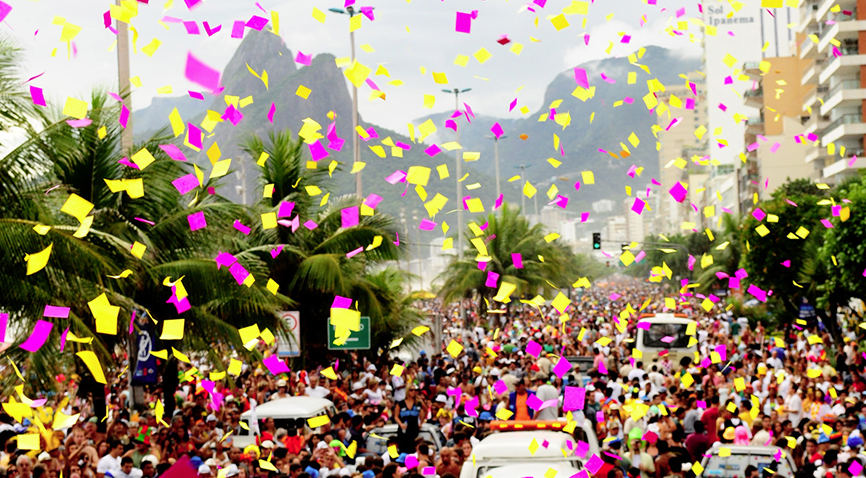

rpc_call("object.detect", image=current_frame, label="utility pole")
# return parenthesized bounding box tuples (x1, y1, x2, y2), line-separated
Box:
(484, 134, 507, 199)
(116, 0, 137, 416)
(116, 0, 133, 154)
(443, 88, 471, 328)
(329, 6, 371, 197)
(516, 164, 532, 214)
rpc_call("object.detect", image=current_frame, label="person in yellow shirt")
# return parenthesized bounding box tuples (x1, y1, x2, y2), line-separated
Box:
(737, 402, 755, 428)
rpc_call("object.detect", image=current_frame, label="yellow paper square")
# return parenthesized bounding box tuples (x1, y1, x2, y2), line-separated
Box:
(131, 148, 156, 170)
(296, 85, 311, 99)
(131, 241, 146, 259)
(262, 212, 277, 229)
(62, 97, 88, 119)
(581, 171, 595, 184)
(446, 340, 464, 357)
(160, 319, 185, 340)
(61, 194, 94, 222)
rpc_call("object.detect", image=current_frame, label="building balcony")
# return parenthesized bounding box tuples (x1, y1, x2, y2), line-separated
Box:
(745, 117, 764, 135)
(819, 52, 866, 85)
(799, 0, 820, 33)
(822, 155, 866, 182)
(818, 0, 855, 22)
(801, 36, 819, 59)
(823, 113, 866, 144)
(803, 113, 830, 134)
(802, 58, 828, 86)
(743, 86, 763, 107)
(820, 79, 865, 115)
(818, 20, 866, 54)
(805, 144, 828, 164)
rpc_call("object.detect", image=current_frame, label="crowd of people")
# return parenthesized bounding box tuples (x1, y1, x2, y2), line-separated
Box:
(0, 278, 864, 478)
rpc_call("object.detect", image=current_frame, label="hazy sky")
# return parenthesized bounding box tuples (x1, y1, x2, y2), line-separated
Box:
(6, 0, 702, 132)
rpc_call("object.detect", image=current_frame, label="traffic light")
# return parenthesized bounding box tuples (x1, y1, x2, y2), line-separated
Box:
(592, 233, 601, 249)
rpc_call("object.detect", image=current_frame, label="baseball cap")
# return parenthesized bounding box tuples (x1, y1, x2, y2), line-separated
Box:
(276, 379, 287, 388)
(198, 465, 212, 475)
(224, 465, 240, 478)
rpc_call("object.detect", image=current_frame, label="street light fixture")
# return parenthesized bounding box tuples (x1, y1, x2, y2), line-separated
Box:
(329, 6, 373, 198)
(443, 87, 471, 329)
(515, 164, 532, 214)
(484, 134, 507, 199)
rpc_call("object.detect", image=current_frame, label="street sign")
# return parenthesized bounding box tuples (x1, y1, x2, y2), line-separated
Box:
(328, 316, 371, 350)
(276, 311, 301, 357)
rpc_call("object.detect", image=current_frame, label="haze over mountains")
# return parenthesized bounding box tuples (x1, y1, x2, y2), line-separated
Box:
(133, 30, 700, 224)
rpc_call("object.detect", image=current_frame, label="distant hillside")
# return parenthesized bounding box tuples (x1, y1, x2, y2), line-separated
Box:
(135, 95, 208, 138)
(417, 46, 701, 207)
(130, 37, 699, 252)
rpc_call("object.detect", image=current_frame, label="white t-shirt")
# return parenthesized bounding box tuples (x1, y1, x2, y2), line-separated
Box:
(97, 455, 122, 475)
(305, 385, 329, 399)
(107, 469, 142, 478)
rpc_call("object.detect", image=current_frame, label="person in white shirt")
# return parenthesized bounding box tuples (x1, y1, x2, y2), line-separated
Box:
(533, 373, 560, 420)
(305, 374, 329, 399)
(96, 440, 125, 478)
(106, 458, 142, 478)
(391, 374, 406, 402)
(628, 362, 646, 382)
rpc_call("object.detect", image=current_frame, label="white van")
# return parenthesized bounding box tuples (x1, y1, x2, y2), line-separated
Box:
(459, 421, 599, 478)
(700, 444, 796, 477)
(235, 396, 336, 448)
(635, 313, 698, 370)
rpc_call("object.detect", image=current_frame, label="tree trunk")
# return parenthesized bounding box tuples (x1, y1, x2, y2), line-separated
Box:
(162, 358, 178, 419)
(824, 295, 843, 347)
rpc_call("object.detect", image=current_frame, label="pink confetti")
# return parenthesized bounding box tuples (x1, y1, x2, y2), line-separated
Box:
(669, 182, 688, 203)
(346, 247, 363, 258)
(308, 141, 329, 161)
(44, 305, 70, 318)
(821, 218, 834, 228)
(424, 144, 441, 156)
(184, 52, 221, 92)
(303, 220, 318, 230)
(574, 67, 589, 88)
(295, 51, 312, 66)
(419, 219, 437, 230)
(246, 15, 269, 31)
(187, 211, 207, 231)
(455, 11, 472, 33)
(0, 1, 12, 23)
(490, 122, 504, 139)
(231, 20, 245, 38)
(203, 22, 221, 36)
(30, 86, 46, 106)
(20, 320, 53, 352)
(184, 21, 200, 35)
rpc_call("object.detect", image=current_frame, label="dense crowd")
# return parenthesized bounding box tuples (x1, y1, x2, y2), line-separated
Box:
(1, 278, 865, 478)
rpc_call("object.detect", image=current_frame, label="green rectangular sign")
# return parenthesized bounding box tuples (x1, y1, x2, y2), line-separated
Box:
(328, 316, 370, 350)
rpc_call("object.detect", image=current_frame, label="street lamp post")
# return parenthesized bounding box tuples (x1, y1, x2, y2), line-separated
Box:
(484, 134, 507, 199)
(515, 164, 532, 214)
(443, 87, 471, 329)
(329, 6, 371, 198)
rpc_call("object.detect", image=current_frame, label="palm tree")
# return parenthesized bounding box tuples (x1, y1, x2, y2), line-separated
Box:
(241, 131, 407, 359)
(437, 204, 574, 324)
(0, 35, 39, 132)
(0, 90, 289, 418)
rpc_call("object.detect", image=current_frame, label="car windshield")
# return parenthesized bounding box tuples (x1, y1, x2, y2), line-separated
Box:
(643, 323, 691, 348)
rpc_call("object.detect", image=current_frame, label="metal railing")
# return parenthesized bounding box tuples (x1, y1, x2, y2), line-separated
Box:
(825, 79, 861, 100)
(826, 113, 863, 132)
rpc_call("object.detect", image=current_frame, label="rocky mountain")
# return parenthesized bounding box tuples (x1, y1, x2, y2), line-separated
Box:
(131, 37, 700, 229)
(417, 46, 702, 212)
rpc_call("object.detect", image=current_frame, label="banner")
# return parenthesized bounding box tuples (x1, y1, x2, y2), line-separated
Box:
(131, 318, 157, 385)
(276, 311, 301, 357)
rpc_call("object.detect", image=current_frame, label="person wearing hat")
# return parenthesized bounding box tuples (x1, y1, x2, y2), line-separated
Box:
(507, 379, 536, 421)
(533, 372, 559, 420)
(123, 429, 152, 468)
(196, 465, 211, 478)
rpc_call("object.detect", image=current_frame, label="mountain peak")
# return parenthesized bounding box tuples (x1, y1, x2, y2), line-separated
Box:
(220, 30, 297, 96)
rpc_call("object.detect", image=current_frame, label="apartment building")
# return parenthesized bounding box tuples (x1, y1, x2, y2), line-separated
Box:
(655, 73, 708, 234)
(740, 57, 815, 211)
(799, 0, 866, 183)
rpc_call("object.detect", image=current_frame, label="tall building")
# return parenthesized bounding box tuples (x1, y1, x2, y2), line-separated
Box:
(799, 0, 866, 183)
(739, 57, 815, 211)
(703, 3, 797, 170)
(655, 73, 708, 234)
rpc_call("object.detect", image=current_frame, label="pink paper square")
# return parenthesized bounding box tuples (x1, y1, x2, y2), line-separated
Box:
(669, 182, 688, 203)
(485, 271, 499, 288)
(552, 356, 572, 378)
(187, 211, 207, 231)
(455, 12, 472, 33)
(511, 253, 523, 269)
(525, 340, 542, 358)
(341, 207, 360, 228)
(308, 140, 329, 161)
